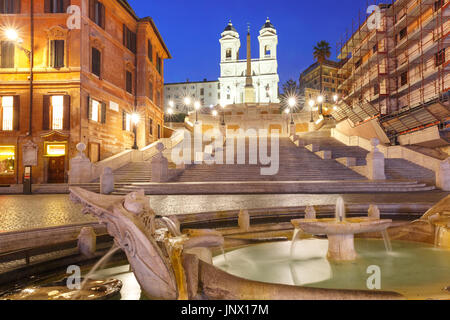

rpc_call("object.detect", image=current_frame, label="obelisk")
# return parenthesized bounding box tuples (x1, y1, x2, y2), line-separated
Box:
(244, 25, 255, 104)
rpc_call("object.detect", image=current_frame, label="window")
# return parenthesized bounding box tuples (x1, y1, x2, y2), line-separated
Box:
(1, 96, 13, 131)
(435, 48, 445, 67)
(149, 118, 153, 135)
(88, 98, 106, 123)
(265, 45, 271, 57)
(126, 71, 133, 94)
(148, 39, 153, 62)
(123, 25, 136, 53)
(148, 81, 153, 101)
(200, 88, 204, 96)
(0, 0, 20, 13)
(400, 71, 408, 87)
(43, 95, 69, 130)
(226, 49, 232, 60)
(89, 0, 105, 29)
(45, 0, 68, 13)
(156, 91, 161, 107)
(0, 41, 14, 68)
(156, 55, 162, 74)
(50, 40, 65, 68)
(157, 124, 161, 139)
(374, 84, 380, 95)
(92, 47, 101, 77)
(435, 0, 444, 11)
(51, 96, 64, 130)
(398, 27, 407, 41)
(0, 146, 15, 176)
(125, 113, 132, 131)
(373, 43, 378, 54)
(355, 58, 362, 69)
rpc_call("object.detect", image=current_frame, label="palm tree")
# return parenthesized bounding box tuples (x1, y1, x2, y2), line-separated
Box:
(313, 41, 332, 114)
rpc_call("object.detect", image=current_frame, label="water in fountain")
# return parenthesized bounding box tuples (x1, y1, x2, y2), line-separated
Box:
(434, 226, 442, 248)
(161, 217, 182, 236)
(221, 247, 229, 266)
(381, 230, 393, 252)
(72, 244, 121, 300)
(336, 197, 346, 223)
(290, 228, 301, 259)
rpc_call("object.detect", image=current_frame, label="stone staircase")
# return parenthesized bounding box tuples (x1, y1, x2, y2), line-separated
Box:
(298, 130, 437, 186)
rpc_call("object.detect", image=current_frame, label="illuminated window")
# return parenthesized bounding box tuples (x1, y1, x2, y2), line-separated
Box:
(91, 99, 99, 122)
(0, 146, 15, 176)
(51, 95, 64, 130)
(1, 96, 13, 131)
(126, 113, 132, 131)
(46, 144, 66, 156)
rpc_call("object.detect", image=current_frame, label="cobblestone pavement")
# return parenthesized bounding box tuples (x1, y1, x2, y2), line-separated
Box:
(0, 191, 448, 233)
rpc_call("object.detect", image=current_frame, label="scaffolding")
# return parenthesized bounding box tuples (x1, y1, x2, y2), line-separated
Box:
(332, 0, 449, 143)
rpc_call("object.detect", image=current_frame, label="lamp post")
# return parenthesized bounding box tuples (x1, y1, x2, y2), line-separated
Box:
(308, 99, 315, 123)
(221, 103, 226, 126)
(317, 95, 324, 115)
(288, 97, 297, 125)
(131, 113, 140, 150)
(183, 96, 191, 115)
(194, 101, 201, 124)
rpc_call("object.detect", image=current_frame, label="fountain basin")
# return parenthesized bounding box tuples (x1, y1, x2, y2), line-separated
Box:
(292, 218, 392, 261)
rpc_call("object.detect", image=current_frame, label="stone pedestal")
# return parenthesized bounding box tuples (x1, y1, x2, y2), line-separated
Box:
(365, 138, 386, 180)
(368, 205, 381, 220)
(308, 122, 316, 132)
(327, 234, 357, 261)
(436, 158, 450, 191)
(100, 167, 114, 195)
(238, 209, 250, 231)
(78, 227, 97, 257)
(305, 206, 316, 219)
(289, 123, 296, 137)
(151, 143, 169, 182)
(68, 143, 93, 184)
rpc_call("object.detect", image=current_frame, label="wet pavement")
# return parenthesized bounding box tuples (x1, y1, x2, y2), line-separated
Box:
(0, 191, 448, 233)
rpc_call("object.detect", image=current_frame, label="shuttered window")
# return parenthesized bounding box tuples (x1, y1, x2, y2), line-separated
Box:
(148, 40, 153, 62)
(87, 97, 106, 124)
(89, 0, 105, 29)
(50, 40, 65, 68)
(149, 118, 153, 135)
(44, 0, 70, 13)
(0, 0, 21, 13)
(43, 95, 70, 130)
(126, 71, 133, 94)
(148, 81, 153, 101)
(92, 47, 101, 77)
(123, 25, 136, 53)
(156, 55, 162, 74)
(157, 124, 161, 139)
(1, 41, 15, 69)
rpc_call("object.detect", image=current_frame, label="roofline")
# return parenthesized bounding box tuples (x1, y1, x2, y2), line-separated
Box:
(116, 1, 172, 59)
(165, 80, 220, 86)
(300, 60, 342, 77)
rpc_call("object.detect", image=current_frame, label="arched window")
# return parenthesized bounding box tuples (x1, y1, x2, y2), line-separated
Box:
(265, 45, 271, 57)
(226, 49, 232, 60)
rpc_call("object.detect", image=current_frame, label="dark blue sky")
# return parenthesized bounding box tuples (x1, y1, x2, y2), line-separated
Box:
(128, 0, 373, 85)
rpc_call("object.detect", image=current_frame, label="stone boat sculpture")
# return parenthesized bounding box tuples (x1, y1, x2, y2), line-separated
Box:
(70, 187, 403, 300)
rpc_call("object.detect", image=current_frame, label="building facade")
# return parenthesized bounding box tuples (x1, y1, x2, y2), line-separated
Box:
(299, 60, 345, 115)
(333, 0, 449, 145)
(164, 79, 219, 113)
(0, 0, 170, 185)
(219, 19, 280, 105)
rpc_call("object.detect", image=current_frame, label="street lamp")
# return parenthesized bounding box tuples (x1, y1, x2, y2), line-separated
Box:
(131, 112, 140, 150)
(220, 103, 226, 126)
(308, 99, 315, 123)
(194, 101, 201, 123)
(212, 110, 218, 117)
(317, 95, 324, 115)
(288, 97, 296, 125)
(183, 96, 191, 114)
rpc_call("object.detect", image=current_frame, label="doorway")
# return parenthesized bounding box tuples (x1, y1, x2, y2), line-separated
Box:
(48, 156, 65, 183)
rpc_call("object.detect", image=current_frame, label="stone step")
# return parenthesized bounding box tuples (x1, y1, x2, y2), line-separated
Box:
(305, 144, 320, 152)
(336, 157, 357, 167)
(315, 150, 333, 160)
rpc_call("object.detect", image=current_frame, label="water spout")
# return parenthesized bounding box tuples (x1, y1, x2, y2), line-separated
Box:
(161, 217, 182, 237)
(336, 197, 346, 223)
(72, 244, 121, 300)
(381, 230, 392, 253)
(290, 228, 301, 259)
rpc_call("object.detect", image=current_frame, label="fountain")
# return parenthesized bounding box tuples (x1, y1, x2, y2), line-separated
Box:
(68, 187, 406, 300)
(291, 197, 392, 261)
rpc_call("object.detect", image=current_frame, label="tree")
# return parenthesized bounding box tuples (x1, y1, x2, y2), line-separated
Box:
(279, 79, 302, 111)
(313, 41, 332, 113)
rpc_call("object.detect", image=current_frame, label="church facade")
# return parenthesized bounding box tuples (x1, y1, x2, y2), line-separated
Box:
(218, 19, 280, 106)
